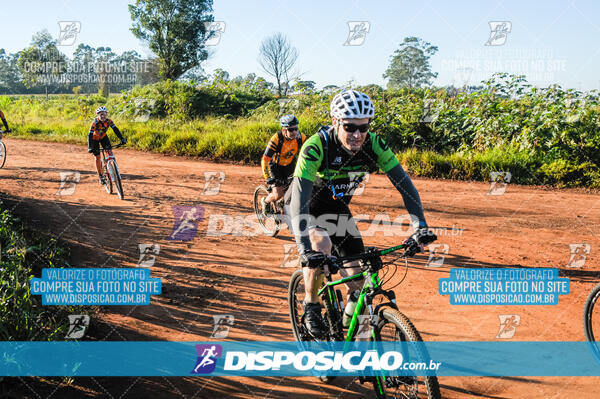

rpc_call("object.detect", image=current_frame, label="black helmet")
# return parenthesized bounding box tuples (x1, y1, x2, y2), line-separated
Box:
(280, 114, 299, 127)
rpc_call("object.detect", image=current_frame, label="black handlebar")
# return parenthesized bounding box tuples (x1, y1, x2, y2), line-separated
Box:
(100, 142, 124, 151)
(326, 241, 420, 272)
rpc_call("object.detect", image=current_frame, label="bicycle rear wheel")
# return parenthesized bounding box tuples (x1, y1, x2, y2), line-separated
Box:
(108, 161, 124, 200)
(372, 307, 441, 399)
(253, 185, 280, 237)
(0, 141, 6, 169)
(584, 283, 600, 364)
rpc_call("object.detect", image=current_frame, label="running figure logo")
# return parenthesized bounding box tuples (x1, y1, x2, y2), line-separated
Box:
(204, 22, 226, 46)
(485, 21, 512, 46)
(191, 344, 222, 374)
(65, 315, 90, 339)
(356, 315, 378, 339)
(426, 243, 450, 268)
(487, 171, 511, 196)
(57, 21, 81, 46)
(344, 21, 370, 46)
(202, 172, 225, 196)
(566, 243, 591, 268)
(347, 171, 370, 196)
(496, 314, 520, 339)
(56, 171, 81, 196)
(210, 315, 235, 338)
(280, 244, 298, 268)
(138, 244, 160, 267)
(168, 206, 205, 241)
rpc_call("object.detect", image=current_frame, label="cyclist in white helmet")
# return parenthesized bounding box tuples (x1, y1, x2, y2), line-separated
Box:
(88, 106, 127, 185)
(288, 89, 436, 338)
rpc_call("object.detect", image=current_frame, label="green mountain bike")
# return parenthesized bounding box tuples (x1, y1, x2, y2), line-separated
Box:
(288, 243, 441, 399)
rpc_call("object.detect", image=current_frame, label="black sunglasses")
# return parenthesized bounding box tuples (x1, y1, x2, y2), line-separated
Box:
(286, 127, 298, 132)
(342, 123, 369, 133)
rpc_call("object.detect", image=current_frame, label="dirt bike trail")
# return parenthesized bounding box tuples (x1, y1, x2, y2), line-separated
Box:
(0, 137, 599, 398)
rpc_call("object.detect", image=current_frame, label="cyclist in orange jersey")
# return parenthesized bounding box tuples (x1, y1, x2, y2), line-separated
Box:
(261, 114, 306, 211)
(88, 106, 126, 185)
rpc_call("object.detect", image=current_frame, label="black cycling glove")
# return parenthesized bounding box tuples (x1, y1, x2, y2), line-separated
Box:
(300, 250, 328, 269)
(403, 228, 437, 256)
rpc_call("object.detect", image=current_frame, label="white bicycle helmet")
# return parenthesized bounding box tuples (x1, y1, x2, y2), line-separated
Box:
(96, 106, 108, 114)
(330, 89, 375, 119)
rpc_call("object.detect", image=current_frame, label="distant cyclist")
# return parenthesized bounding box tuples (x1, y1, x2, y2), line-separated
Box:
(289, 89, 437, 338)
(260, 114, 306, 211)
(88, 106, 127, 185)
(0, 110, 10, 135)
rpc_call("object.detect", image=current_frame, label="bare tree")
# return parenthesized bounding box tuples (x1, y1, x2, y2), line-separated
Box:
(258, 33, 298, 96)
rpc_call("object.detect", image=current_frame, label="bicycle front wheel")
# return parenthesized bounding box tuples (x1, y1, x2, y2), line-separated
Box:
(372, 308, 441, 399)
(103, 166, 113, 194)
(288, 269, 311, 342)
(108, 161, 124, 200)
(253, 185, 280, 237)
(0, 141, 6, 169)
(584, 283, 600, 364)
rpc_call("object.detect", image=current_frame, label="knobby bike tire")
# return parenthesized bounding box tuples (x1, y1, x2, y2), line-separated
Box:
(253, 185, 280, 237)
(584, 283, 600, 364)
(108, 161, 124, 200)
(0, 141, 6, 169)
(288, 269, 309, 342)
(373, 308, 441, 399)
(103, 165, 113, 194)
(287, 268, 337, 383)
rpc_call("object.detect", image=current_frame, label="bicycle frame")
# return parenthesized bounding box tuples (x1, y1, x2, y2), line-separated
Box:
(100, 144, 122, 182)
(317, 243, 406, 342)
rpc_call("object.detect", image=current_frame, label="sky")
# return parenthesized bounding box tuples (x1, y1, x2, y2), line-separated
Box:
(1, 0, 599, 90)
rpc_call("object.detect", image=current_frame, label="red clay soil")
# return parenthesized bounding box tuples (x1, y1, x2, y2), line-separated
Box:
(0, 137, 599, 398)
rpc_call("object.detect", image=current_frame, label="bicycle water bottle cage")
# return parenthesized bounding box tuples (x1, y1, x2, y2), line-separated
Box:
(321, 129, 343, 200)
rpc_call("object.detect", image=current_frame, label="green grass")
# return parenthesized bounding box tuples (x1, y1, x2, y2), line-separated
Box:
(399, 148, 600, 188)
(0, 202, 94, 341)
(2, 77, 598, 188)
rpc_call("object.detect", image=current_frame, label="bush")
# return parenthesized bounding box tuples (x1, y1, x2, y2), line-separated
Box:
(0, 204, 92, 341)
(3, 74, 599, 188)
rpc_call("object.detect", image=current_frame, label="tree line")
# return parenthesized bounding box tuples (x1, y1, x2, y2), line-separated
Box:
(0, 0, 440, 96)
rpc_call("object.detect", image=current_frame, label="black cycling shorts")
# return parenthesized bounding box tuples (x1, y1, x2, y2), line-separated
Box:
(90, 136, 112, 156)
(308, 198, 365, 258)
(269, 163, 294, 185)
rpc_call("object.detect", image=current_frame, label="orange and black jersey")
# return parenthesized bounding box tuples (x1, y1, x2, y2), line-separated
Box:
(261, 131, 306, 179)
(88, 118, 123, 141)
(0, 110, 8, 131)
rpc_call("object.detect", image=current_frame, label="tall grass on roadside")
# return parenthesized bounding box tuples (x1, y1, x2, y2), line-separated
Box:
(0, 203, 92, 341)
(3, 74, 599, 188)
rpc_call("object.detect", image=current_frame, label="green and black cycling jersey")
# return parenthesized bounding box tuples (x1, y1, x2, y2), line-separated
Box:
(289, 125, 428, 255)
(294, 126, 399, 206)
